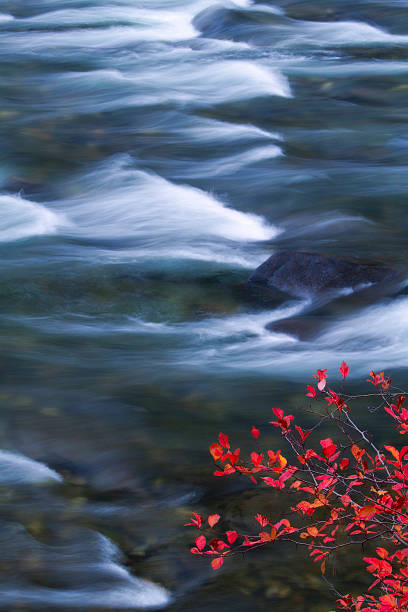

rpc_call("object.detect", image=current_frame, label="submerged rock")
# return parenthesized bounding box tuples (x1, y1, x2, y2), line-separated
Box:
(248, 251, 397, 300)
(266, 316, 327, 341)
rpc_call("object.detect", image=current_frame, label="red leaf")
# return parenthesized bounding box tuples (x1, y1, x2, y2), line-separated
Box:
(211, 556, 224, 570)
(340, 361, 349, 379)
(399, 445, 408, 460)
(184, 512, 204, 528)
(307, 526, 319, 538)
(196, 535, 206, 551)
(251, 425, 260, 439)
(226, 530, 239, 544)
(209, 443, 223, 461)
(295, 425, 312, 444)
(251, 452, 264, 467)
(306, 385, 316, 398)
(242, 537, 256, 547)
(208, 514, 220, 528)
(351, 444, 365, 462)
(218, 432, 230, 449)
(262, 477, 278, 487)
(356, 505, 377, 520)
(320, 438, 337, 458)
(227, 448, 240, 466)
(384, 445, 399, 460)
(339, 458, 350, 470)
(254, 514, 269, 527)
(384, 405, 397, 420)
(213, 464, 235, 477)
(272, 407, 284, 419)
(209, 538, 230, 552)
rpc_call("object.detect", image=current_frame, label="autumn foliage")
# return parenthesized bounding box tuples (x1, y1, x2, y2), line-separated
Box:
(185, 362, 408, 611)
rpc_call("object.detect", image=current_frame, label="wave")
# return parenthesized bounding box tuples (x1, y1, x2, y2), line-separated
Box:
(174, 145, 283, 178)
(175, 294, 408, 378)
(54, 157, 279, 264)
(0, 0, 253, 51)
(179, 118, 281, 143)
(0, 527, 170, 609)
(182, 300, 307, 340)
(300, 20, 408, 46)
(9, 293, 408, 382)
(150, 59, 292, 103)
(0, 194, 60, 242)
(267, 18, 408, 49)
(19, 7, 197, 43)
(49, 59, 291, 115)
(0, 450, 62, 484)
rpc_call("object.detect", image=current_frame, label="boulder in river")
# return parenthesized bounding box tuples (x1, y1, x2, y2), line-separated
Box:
(248, 251, 398, 300)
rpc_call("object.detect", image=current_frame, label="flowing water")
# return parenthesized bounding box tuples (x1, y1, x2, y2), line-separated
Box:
(1, 0, 408, 610)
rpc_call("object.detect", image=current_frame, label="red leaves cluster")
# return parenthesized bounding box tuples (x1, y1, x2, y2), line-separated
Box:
(368, 371, 391, 390)
(314, 368, 328, 391)
(186, 362, 408, 612)
(270, 407, 294, 434)
(384, 395, 408, 434)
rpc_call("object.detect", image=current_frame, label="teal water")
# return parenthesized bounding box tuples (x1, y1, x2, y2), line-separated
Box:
(1, 0, 408, 609)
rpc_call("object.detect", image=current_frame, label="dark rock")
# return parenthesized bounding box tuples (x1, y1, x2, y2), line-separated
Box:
(248, 251, 398, 300)
(266, 316, 329, 341)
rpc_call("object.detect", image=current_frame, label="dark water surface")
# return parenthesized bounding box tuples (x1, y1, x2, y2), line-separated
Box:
(1, 0, 408, 609)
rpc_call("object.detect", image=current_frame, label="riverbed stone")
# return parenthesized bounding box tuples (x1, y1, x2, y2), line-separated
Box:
(248, 251, 397, 299)
(266, 315, 328, 340)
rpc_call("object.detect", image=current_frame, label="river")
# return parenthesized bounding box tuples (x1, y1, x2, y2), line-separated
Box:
(1, 0, 408, 610)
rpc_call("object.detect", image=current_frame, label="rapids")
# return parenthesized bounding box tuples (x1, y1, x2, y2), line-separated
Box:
(1, 0, 408, 609)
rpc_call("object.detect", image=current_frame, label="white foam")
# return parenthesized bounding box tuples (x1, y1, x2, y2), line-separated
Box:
(182, 118, 281, 143)
(0, 529, 170, 609)
(0, 582, 170, 609)
(57, 59, 291, 112)
(4, 0, 254, 51)
(184, 300, 306, 340)
(16, 295, 408, 382)
(60, 157, 278, 249)
(43, 56, 290, 116)
(153, 60, 292, 103)
(26, 6, 192, 32)
(191, 0, 253, 12)
(10, 8, 197, 46)
(191, 37, 252, 52)
(246, 2, 283, 14)
(196, 145, 283, 176)
(182, 295, 408, 378)
(294, 20, 408, 47)
(0, 194, 60, 242)
(0, 450, 62, 484)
